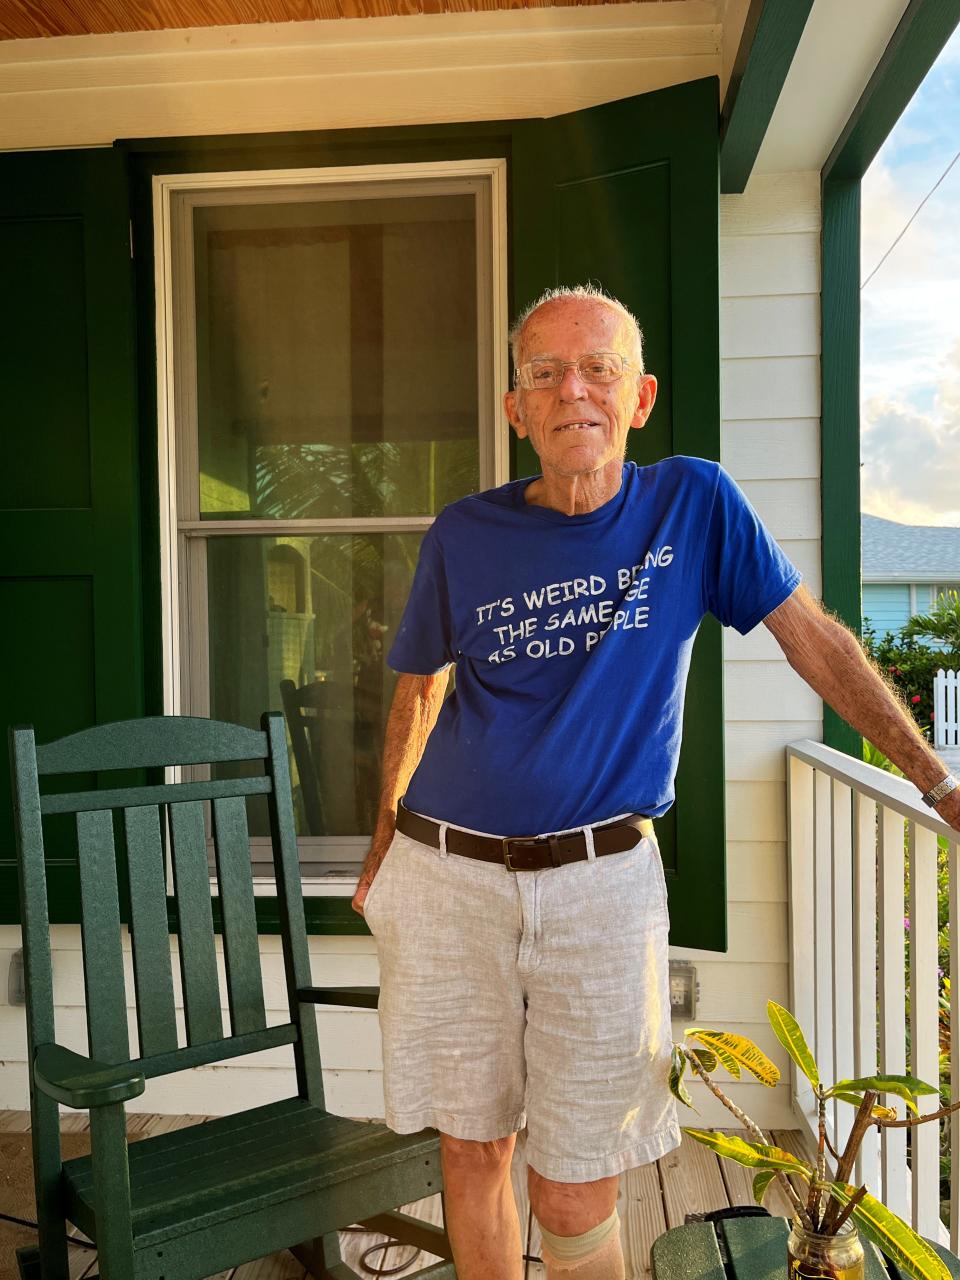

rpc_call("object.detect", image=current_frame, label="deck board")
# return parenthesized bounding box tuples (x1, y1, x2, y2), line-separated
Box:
(1, 1112, 814, 1278)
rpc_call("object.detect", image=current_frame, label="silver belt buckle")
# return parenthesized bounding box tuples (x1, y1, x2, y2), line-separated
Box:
(502, 836, 540, 872)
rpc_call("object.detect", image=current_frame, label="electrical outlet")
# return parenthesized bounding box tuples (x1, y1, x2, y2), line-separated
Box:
(668, 959, 697, 1019)
(8, 948, 25, 1006)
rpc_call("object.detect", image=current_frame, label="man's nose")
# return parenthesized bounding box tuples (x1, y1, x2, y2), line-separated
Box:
(558, 365, 589, 399)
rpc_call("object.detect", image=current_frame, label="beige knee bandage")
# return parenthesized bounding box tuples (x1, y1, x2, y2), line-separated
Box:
(538, 1207, 626, 1279)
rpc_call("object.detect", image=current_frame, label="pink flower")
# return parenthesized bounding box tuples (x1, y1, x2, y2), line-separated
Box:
(912, 694, 922, 704)
(904, 916, 910, 931)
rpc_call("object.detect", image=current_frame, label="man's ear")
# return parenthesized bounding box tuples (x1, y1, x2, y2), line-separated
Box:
(504, 389, 528, 438)
(630, 374, 658, 429)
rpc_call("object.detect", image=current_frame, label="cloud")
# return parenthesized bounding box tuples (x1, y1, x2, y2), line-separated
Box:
(860, 24, 960, 528)
(861, 340, 960, 526)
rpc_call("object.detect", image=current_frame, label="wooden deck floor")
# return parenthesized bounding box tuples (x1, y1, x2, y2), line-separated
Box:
(0, 1111, 815, 1278)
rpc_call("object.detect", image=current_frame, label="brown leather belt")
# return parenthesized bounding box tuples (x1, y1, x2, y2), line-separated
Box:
(395, 799, 654, 871)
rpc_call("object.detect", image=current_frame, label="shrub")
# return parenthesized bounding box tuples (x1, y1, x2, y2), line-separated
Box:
(861, 623, 942, 736)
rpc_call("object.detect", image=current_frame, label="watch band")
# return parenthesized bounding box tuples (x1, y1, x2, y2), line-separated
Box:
(921, 774, 959, 807)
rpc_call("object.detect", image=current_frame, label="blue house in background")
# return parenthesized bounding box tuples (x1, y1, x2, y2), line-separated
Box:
(862, 513, 960, 645)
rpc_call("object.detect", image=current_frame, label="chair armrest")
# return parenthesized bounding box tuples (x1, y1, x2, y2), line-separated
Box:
(34, 1044, 146, 1110)
(298, 985, 380, 1009)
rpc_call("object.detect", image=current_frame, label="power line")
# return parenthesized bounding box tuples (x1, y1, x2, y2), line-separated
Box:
(861, 148, 960, 291)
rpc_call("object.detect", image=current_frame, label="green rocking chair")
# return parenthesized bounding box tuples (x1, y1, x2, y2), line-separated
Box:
(9, 711, 455, 1280)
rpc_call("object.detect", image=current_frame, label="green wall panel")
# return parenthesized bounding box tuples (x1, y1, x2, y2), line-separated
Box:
(1, 217, 91, 510)
(512, 78, 725, 952)
(0, 148, 143, 924)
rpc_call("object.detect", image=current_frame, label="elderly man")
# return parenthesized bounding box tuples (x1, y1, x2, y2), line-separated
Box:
(352, 284, 960, 1280)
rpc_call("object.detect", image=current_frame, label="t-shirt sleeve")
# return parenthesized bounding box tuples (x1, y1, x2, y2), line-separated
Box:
(701, 464, 802, 635)
(386, 525, 456, 675)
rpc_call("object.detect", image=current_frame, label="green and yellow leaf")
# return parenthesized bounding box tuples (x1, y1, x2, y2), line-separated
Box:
(689, 1046, 719, 1074)
(752, 1170, 777, 1207)
(830, 1089, 898, 1120)
(669, 1044, 699, 1112)
(682, 1129, 812, 1175)
(766, 1001, 819, 1088)
(827, 1182, 951, 1280)
(682, 1029, 742, 1078)
(682, 1029, 779, 1086)
(826, 1074, 938, 1117)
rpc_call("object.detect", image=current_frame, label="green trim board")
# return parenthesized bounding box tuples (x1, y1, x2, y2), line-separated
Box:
(823, 0, 960, 182)
(124, 77, 725, 949)
(819, 0, 960, 758)
(719, 0, 815, 194)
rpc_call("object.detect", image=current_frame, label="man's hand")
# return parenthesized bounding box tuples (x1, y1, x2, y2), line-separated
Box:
(352, 829, 394, 919)
(764, 584, 960, 836)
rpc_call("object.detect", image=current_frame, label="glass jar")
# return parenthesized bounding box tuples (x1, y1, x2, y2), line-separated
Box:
(787, 1213, 865, 1280)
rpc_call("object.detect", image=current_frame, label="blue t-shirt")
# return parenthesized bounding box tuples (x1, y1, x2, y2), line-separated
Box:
(387, 456, 801, 834)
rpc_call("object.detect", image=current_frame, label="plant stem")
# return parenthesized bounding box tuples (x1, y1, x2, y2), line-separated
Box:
(807, 1087, 831, 1227)
(681, 1047, 815, 1229)
(877, 1095, 960, 1129)
(829, 1184, 868, 1235)
(819, 1092, 878, 1234)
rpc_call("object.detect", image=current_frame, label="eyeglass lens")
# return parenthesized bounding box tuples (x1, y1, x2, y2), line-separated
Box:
(523, 353, 623, 388)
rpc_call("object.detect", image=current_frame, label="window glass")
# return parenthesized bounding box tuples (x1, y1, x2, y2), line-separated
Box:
(207, 532, 424, 838)
(193, 196, 479, 520)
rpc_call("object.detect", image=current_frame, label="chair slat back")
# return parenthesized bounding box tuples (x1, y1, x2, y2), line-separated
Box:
(212, 796, 266, 1035)
(169, 801, 224, 1045)
(124, 806, 179, 1057)
(10, 714, 318, 1099)
(76, 810, 130, 1063)
(279, 678, 326, 837)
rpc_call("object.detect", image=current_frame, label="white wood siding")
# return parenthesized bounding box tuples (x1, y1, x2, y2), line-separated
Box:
(0, 169, 823, 1130)
(703, 169, 822, 1126)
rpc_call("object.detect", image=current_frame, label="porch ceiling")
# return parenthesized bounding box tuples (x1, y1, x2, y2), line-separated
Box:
(0, 0, 668, 38)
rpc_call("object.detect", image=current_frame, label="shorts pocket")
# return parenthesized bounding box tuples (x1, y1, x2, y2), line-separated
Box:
(362, 831, 400, 922)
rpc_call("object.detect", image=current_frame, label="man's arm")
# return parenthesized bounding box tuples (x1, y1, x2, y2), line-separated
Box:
(352, 670, 449, 915)
(764, 584, 960, 833)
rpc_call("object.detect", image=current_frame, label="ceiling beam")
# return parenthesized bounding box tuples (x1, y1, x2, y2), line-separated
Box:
(719, 0, 815, 194)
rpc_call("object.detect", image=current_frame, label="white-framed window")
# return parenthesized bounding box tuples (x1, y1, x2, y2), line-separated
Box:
(932, 584, 960, 605)
(154, 161, 509, 880)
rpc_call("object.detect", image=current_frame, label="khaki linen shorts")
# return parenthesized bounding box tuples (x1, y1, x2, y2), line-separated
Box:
(362, 811, 682, 1182)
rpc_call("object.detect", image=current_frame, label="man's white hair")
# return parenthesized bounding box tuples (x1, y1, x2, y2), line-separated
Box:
(509, 283, 645, 375)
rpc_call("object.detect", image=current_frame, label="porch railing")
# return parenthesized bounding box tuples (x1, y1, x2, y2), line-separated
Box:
(787, 740, 959, 1248)
(934, 669, 959, 750)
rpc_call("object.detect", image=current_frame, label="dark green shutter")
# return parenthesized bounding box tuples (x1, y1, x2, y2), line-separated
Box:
(0, 147, 143, 924)
(512, 78, 725, 951)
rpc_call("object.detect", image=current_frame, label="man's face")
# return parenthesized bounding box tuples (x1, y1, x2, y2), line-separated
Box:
(504, 299, 657, 477)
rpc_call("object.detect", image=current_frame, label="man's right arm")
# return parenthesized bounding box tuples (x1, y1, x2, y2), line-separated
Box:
(352, 670, 449, 916)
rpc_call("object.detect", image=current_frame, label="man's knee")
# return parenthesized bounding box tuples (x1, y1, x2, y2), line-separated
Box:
(438, 1131, 516, 1183)
(528, 1168, 618, 1236)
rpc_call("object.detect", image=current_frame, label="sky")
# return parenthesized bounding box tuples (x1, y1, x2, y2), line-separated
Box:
(860, 24, 960, 527)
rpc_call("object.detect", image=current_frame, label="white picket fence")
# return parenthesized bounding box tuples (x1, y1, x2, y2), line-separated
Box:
(935, 668, 959, 749)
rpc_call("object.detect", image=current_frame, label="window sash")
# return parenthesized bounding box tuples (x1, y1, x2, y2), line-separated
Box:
(158, 160, 509, 868)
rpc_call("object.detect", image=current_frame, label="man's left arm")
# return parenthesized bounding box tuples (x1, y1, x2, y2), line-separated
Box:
(764, 583, 960, 834)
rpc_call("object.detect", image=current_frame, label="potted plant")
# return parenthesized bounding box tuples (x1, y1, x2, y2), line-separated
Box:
(669, 1000, 958, 1280)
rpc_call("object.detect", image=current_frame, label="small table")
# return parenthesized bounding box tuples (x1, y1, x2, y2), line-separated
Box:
(650, 1213, 960, 1279)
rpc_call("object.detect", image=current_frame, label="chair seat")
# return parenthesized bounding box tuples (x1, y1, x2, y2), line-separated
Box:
(650, 1216, 960, 1280)
(62, 1097, 441, 1248)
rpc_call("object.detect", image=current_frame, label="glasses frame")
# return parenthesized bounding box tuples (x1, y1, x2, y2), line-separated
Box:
(513, 350, 638, 391)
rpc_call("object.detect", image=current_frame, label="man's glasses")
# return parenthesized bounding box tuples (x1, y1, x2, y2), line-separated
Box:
(514, 351, 636, 391)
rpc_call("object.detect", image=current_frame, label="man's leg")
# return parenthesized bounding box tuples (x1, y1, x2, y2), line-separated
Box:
(528, 1168, 625, 1280)
(439, 1132, 523, 1280)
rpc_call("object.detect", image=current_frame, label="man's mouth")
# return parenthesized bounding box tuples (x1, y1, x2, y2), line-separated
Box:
(553, 420, 599, 432)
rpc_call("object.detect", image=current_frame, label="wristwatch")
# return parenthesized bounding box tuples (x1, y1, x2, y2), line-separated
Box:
(921, 775, 959, 807)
